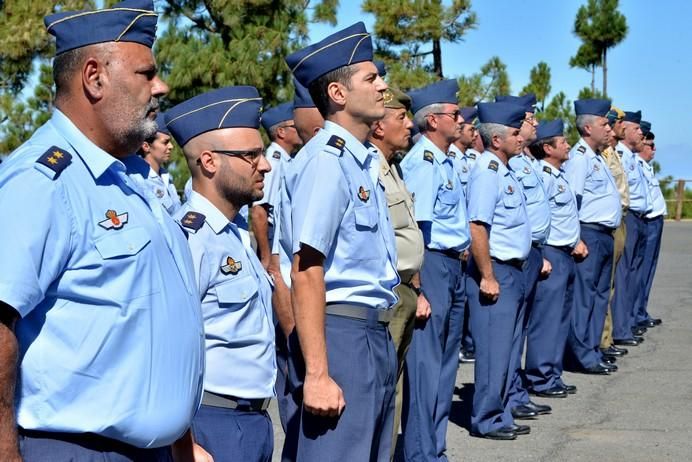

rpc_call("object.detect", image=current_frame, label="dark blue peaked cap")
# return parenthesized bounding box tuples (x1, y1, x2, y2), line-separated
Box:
(640, 120, 652, 136)
(285, 22, 373, 87)
(45, 0, 158, 56)
(375, 60, 387, 77)
(408, 79, 459, 114)
(536, 119, 564, 141)
(165, 86, 262, 147)
(460, 107, 478, 123)
(574, 99, 610, 117)
(495, 94, 537, 113)
(477, 102, 525, 129)
(261, 102, 294, 132)
(154, 112, 170, 136)
(293, 78, 315, 108)
(623, 110, 642, 124)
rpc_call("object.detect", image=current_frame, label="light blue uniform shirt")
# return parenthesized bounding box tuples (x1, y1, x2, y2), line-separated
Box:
(268, 145, 295, 287)
(400, 135, 471, 252)
(255, 142, 289, 243)
(177, 192, 276, 399)
(448, 143, 472, 194)
(467, 151, 531, 261)
(564, 138, 622, 228)
(287, 121, 399, 309)
(539, 161, 580, 248)
(616, 142, 652, 214)
(122, 154, 182, 214)
(638, 156, 667, 218)
(0, 110, 204, 447)
(184, 177, 248, 220)
(509, 153, 551, 244)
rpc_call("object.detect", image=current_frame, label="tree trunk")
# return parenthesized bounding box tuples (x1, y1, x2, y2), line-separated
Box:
(602, 48, 608, 98)
(590, 64, 595, 94)
(432, 39, 443, 78)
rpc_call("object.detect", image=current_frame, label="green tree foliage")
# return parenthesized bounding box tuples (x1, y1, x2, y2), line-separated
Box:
(569, 42, 600, 94)
(577, 86, 606, 100)
(521, 61, 551, 111)
(363, 0, 477, 85)
(572, 0, 627, 97)
(540, 91, 579, 145)
(457, 56, 510, 106)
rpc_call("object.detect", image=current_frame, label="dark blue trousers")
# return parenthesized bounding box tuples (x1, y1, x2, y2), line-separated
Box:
(611, 213, 647, 340)
(566, 225, 613, 368)
(526, 245, 575, 391)
(468, 259, 525, 435)
(297, 315, 396, 462)
(402, 249, 464, 461)
(192, 404, 273, 462)
(506, 246, 542, 410)
(19, 431, 172, 461)
(636, 216, 664, 324)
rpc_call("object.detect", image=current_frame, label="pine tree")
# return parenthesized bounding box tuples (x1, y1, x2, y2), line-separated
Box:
(521, 62, 551, 111)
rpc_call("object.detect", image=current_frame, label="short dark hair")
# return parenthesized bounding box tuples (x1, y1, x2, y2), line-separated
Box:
(644, 131, 655, 141)
(528, 136, 558, 160)
(308, 64, 358, 118)
(53, 47, 86, 96)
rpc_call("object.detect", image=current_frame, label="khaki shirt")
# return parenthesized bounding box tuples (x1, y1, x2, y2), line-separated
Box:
(601, 146, 630, 209)
(378, 151, 424, 283)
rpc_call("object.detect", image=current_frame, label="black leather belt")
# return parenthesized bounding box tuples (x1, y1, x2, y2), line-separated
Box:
(325, 303, 393, 324)
(580, 222, 616, 234)
(426, 247, 462, 259)
(491, 257, 525, 270)
(546, 244, 575, 254)
(531, 241, 544, 249)
(202, 391, 271, 411)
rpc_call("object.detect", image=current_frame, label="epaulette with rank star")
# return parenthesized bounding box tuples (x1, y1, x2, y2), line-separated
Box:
(326, 135, 346, 155)
(467, 152, 477, 159)
(34, 146, 72, 179)
(180, 211, 206, 233)
(447, 151, 456, 159)
(272, 151, 281, 160)
(423, 150, 434, 163)
(577, 145, 587, 154)
(488, 160, 499, 172)
(542, 165, 552, 174)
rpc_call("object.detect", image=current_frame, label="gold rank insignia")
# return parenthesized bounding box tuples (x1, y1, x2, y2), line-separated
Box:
(577, 145, 587, 154)
(467, 152, 476, 159)
(36, 146, 72, 179)
(98, 209, 128, 230)
(358, 186, 371, 202)
(448, 151, 456, 158)
(488, 160, 499, 172)
(423, 151, 434, 163)
(543, 165, 552, 174)
(180, 211, 206, 232)
(220, 256, 242, 275)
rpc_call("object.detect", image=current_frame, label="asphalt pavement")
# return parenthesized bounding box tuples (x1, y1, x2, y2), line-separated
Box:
(270, 220, 692, 461)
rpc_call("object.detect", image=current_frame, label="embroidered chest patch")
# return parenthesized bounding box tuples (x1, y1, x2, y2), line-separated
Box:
(221, 256, 243, 275)
(98, 209, 128, 230)
(358, 186, 371, 202)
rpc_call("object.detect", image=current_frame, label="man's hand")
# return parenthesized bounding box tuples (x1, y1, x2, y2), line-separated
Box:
(415, 292, 431, 321)
(479, 275, 500, 302)
(540, 258, 552, 277)
(0, 304, 19, 462)
(171, 429, 214, 462)
(303, 372, 345, 417)
(571, 240, 589, 260)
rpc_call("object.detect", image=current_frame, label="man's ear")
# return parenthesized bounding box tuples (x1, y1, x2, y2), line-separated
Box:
(197, 150, 220, 175)
(326, 81, 348, 109)
(371, 120, 385, 138)
(82, 56, 106, 102)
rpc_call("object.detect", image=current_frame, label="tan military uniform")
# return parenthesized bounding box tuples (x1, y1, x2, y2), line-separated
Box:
(600, 146, 629, 348)
(378, 150, 424, 457)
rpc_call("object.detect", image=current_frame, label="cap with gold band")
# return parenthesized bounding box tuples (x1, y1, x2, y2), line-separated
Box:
(285, 21, 373, 88)
(383, 88, 411, 111)
(165, 86, 262, 147)
(44, 0, 158, 56)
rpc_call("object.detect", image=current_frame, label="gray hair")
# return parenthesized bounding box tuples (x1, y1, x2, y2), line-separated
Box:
(413, 103, 446, 133)
(478, 123, 509, 148)
(575, 114, 597, 136)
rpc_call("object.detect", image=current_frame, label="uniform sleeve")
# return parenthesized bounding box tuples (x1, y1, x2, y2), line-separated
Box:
(466, 165, 500, 225)
(186, 231, 212, 300)
(401, 158, 436, 222)
(564, 154, 587, 197)
(291, 152, 349, 256)
(0, 170, 73, 317)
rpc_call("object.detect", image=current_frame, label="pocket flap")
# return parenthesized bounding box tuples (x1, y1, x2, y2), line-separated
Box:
(215, 275, 259, 306)
(354, 204, 378, 229)
(95, 226, 151, 259)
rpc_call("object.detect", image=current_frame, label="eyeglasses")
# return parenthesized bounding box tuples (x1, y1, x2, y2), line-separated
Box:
(523, 115, 537, 125)
(211, 148, 264, 167)
(280, 123, 296, 130)
(432, 111, 462, 121)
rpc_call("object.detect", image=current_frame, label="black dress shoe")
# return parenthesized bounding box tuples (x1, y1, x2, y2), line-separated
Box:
(637, 319, 656, 328)
(524, 400, 552, 415)
(511, 404, 538, 419)
(510, 423, 531, 435)
(474, 428, 517, 440)
(634, 335, 645, 343)
(651, 318, 662, 326)
(632, 326, 647, 336)
(531, 386, 568, 398)
(614, 338, 639, 346)
(601, 346, 626, 357)
(611, 345, 629, 355)
(583, 364, 611, 375)
(602, 355, 617, 365)
(561, 383, 577, 394)
(600, 361, 618, 372)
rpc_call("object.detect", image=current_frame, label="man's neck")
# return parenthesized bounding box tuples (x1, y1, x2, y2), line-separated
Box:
(328, 112, 372, 143)
(145, 156, 161, 174)
(193, 179, 240, 222)
(583, 137, 601, 154)
(423, 131, 452, 154)
(544, 157, 562, 170)
(622, 140, 637, 152)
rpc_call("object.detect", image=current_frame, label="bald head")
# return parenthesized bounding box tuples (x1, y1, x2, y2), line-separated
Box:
(294, 107, 324, 143)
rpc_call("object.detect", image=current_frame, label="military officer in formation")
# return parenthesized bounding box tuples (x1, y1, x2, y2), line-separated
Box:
(0, 0, 670, 460)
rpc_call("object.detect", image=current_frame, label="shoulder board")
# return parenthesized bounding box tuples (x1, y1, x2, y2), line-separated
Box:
(542, 165, 552, 174)
(272, 151, 281, 160)
(326, 135, 346, 153)
(488, 160, 499, 172)
(34, 146, 72, 179)
(577, 145, 587, 154)
(423, 150, 434, 163)
(467, 152, 476, 159)
(447, 151, 456, 159)
(616, 150, 623, 155)
(180, 211, 206, 233)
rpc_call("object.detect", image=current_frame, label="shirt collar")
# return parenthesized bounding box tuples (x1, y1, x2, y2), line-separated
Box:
(188, 191, 233, 235)
(540, 159, 561, 177)
(485, 150, 511, 176)
(616, 141, 634, 158)
(420, 135, 449, 164)
(268, 142, 292, 162)
(323, 120, 371, 167)
(50, 109, 122, 179)
(577, 137, 597, 157)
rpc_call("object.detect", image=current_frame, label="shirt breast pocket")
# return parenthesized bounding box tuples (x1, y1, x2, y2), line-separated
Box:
(215, 274, 259, 312)
(502, 192, 522, 209)
(354, 203, 378, 230)
(434, 187, 460, 218)
(589, 178, 608, 193)
(95, 226, 151, 259)
(553, 190, 571, 205)
(387, 192, 413, 230)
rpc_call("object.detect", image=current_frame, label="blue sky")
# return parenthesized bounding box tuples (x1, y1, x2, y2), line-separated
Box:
(308, 0, 691, 180)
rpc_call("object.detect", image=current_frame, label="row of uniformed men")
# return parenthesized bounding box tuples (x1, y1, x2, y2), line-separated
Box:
(0, 0, 666, 461)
